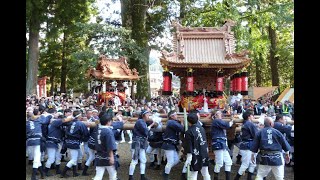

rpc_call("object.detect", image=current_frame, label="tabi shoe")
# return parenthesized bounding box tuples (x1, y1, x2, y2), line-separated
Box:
(162, 171, 169, 180)
(247, 172, 254, 180)
(44, 167, 52, 177)
(180, 173, 187, 180)
(213, 172, 219, 180)
(141, 174, 150, 180)
(234, 173, 242, 180)
(60, 166, 70, 178)
(82, 165, 90, 176)
(55, 164, 61, 174)
(225, 171, 231, 180)
(72, 165, 80, 177)
(128, 175, 133, 180)
(38, 166, 44, 179)
(77, 163, 82, 170)
(31, 168, 38, 180)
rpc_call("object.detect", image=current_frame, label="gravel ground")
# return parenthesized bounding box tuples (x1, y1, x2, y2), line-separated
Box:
(26, 141, 294, 180)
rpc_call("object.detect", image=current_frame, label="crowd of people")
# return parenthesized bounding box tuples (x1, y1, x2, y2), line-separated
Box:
(26, 93, 294, 180)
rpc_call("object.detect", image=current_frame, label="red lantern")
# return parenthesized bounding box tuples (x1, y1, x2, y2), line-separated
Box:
(230, 75, 234, 95)
(234, 73, 242, 94)
(186, 77, 194, 91)
(216, 71, 224, 96)
(241, 72, 248, 95)
(162, 71, 172, 95)
(186, 70, 194, 95)
(233, 74, 237, 94)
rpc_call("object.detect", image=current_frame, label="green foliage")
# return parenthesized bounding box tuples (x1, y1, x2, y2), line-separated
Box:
(181, 0, 294, 88)
(36, 0, 98, 94)
(69, 23, 144, 92)
(75, 23, 144, 62)
(31, 0, 293, 96)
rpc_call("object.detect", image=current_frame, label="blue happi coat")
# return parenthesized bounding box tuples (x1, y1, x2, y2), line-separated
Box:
(26, 116, 46, 146)
(94, 126, 118, 167)
(46, 118, 67, 149)
(161, 119, 184, 150)
(239, 120, 258, 150)
(131, 119, 149, 150)
(211, 118, 230, 150)
(250, 127, 291, 166)
(273, 122, 293, 145)
(185, 123, 209, 171)
(64, 119, 89, 149)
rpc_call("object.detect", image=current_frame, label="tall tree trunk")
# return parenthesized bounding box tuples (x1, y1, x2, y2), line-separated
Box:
(26, 0, 41, 96)
(268, 25, 280, 86)
(121, 0, 150, 100)
(121, 0, 132, 29)
(121, 0, 135, 99)
(256, 53, 263, 86)
(60, 31, 68, 93)
(131, 0, 149, 100)
(179, 0, 186, 24)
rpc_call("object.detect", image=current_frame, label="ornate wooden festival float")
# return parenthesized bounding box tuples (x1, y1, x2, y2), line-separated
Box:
(159, 20, 252, 158)
(85, 54, 139, 106)
(160, 20, 251, 113)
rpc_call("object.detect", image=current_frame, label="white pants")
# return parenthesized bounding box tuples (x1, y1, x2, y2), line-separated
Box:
(29, 145, 42, 168)
(121, 131, 126, 142)
(213, 149, 232, 173)
(121, 130, 133, 142)
(66, 149, 79, 168)
(93, 166, 117, 180)
(27, 146, 34, 160)
(255, 155, 284, 180)
(185, 166, 211, 180)
(238, 150, 257, 174)
(41, 151, 46, 162)
(83, 142, 90, 161)
(146, 145, 162, 165)
(77, 148, 83, 163)
(127, 130, 133, 141)
(164, 150, 180, 174)
(129, 149, 147, 175)
(85, 148, 96, 166)
(45, 147, 61, 168)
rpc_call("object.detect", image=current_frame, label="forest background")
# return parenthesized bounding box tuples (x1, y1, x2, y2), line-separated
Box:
(26, 0, 293, 100)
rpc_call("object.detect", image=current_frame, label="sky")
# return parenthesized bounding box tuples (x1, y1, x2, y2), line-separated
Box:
(95, 0, 170, 61)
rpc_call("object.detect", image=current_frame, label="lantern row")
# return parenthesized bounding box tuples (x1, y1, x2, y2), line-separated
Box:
(161, 69, 248, 96)
(230, 72, 248, 95)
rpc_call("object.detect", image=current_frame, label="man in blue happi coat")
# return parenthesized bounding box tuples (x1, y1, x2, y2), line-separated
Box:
(211, 110, 234, 180)
(161, 110, 184, 180)
(250, 117, 291, 180)
(92, 114, 118, 180)
(234, 110, 259, 180)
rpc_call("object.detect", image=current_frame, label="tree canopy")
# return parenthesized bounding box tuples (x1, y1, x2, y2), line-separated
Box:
(26, 0, 294, 97)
